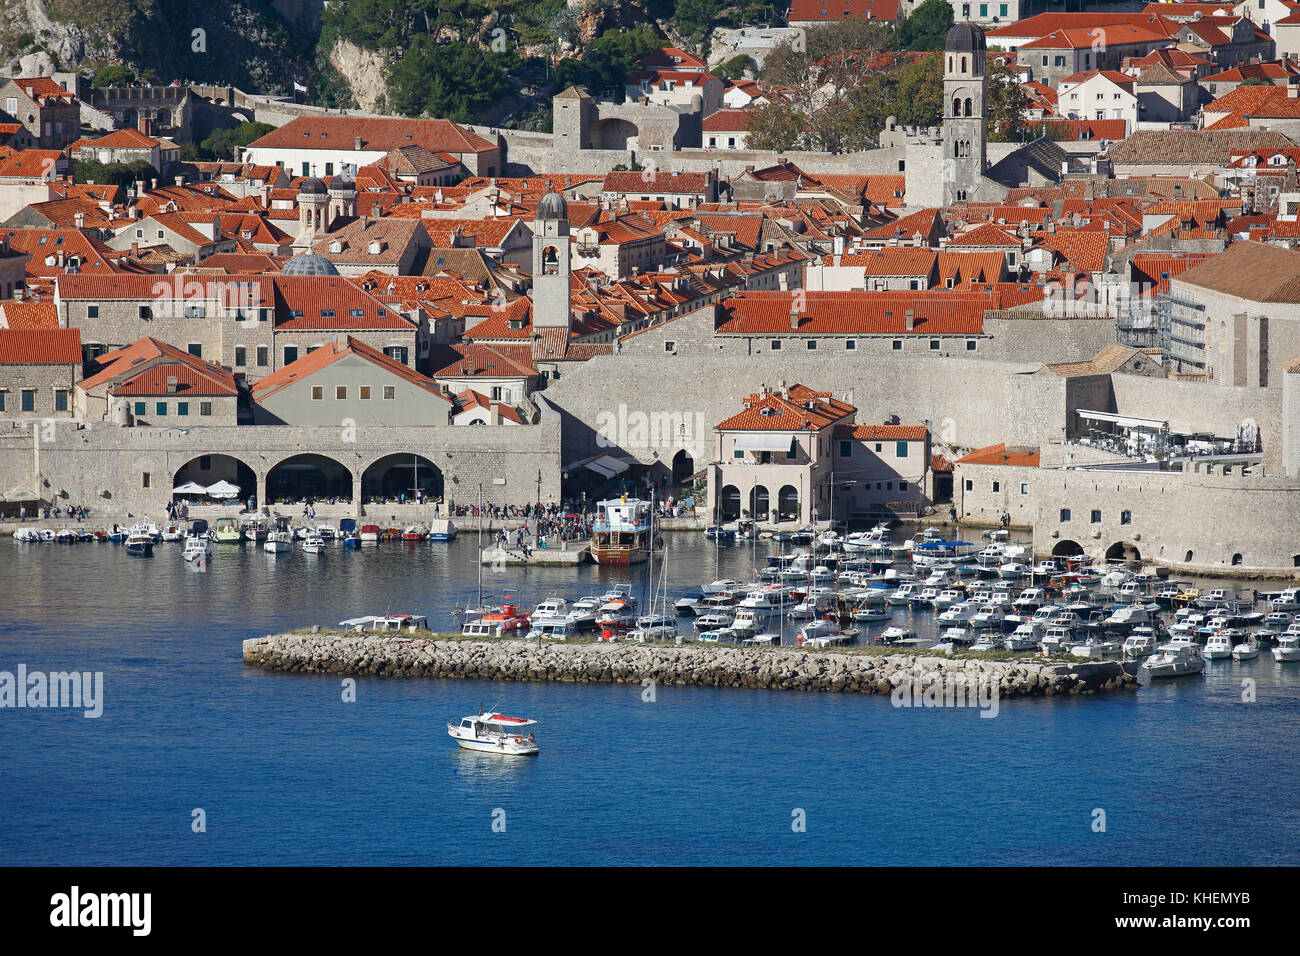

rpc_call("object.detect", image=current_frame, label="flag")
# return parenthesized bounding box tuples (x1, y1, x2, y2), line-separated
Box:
(293, 81, 308, 93)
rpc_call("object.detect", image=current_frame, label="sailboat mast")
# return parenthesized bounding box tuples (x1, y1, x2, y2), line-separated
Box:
(477, 482, 483, 608)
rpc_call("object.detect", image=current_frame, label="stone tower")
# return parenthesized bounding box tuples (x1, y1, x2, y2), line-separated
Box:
(943, 23, 987, 205)
(295, 177, 328, 252)
(532, 185, 571, 330)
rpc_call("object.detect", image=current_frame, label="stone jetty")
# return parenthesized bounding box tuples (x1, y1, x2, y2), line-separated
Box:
(242, 633, 1140, 698)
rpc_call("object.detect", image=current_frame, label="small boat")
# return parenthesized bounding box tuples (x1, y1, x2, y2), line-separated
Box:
(264, 530, 292, 554)
(879, 625, 917, 645)
(401, 524, 428, 541)
(448, 711, 538, 756)
(1122, 633, 1158, 659)
(1140, 644, 1205, 680)
(1203, 633, 1234, 660)
(338, 613, 429, 633)
(360, 524, 381, 543)
(210, 518, 241, 544)
(125, 532, 154, 557)
(339, 518, 360, 549)
(161, 524, 185, 542)
(1232, 638, 1259, 661)
(461, 603, 531, 637)
(428, 518, 458, 541)
(301, 533, 326, 554)
(182, 536, 212, 561)
(525, 618, 578, 642)
(1273, 635, 1300, 663)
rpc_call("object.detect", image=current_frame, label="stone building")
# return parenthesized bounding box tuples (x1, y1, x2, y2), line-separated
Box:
(0, 328, 81, 419)
(77, 337, 239, 427)
(944, 22, 989, 205)
(0, 77, 80, 149)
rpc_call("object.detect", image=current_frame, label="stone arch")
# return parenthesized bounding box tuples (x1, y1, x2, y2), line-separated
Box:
(172, 454, 256, 502)
(1231, 553, 1243, 566)
(541, 245, 560, 275)
(964, 97, 972, 117)
(156, 107, 172, 128)
(361, 453, 443, 503)
(777, 484, 799, 521)
(266, 453, 353, 503)
(718, 484, 741, 522)
(587, 117, 638, 151)
(1105, 540, 1142, 562)
(748, 485, 770, 519)
(671, 448, 694, 485)
(952, 96, 963, 117)
(1052, 539, 1084, 557)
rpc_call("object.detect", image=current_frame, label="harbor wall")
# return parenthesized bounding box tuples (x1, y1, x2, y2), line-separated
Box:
(242, 633, 1140, 698)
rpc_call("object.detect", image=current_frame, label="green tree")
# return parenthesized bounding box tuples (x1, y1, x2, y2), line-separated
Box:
(387, 37, 512, 122)
(91, 64, 134, 86)
(715, 54, 757, 81)
(675, 0, 723, 44)
(986, 58, 1030, 142)
(898, 0, 954, 52)
(199, 121, 275, 160)
(73, 158, 158, 187)
(842, 54, 942, 150)
(553, 24, 665, 100)
(745, 100, 806, 152)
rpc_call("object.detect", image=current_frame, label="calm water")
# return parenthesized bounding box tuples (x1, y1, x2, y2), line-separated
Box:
(2, 533, 1298, 866)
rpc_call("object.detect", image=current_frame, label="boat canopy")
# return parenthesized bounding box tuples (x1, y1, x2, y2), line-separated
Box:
(482, 713, 536, 726)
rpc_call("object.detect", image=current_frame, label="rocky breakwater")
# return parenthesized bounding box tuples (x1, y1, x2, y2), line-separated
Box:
(242, 634, 1140, 699)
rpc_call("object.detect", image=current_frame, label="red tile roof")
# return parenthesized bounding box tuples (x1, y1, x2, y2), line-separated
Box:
(789, 0, 900, 21)
(716, 291, 987, 335)
(958, 443, 1041, 467)
(81, 337, 236, 396)
(716, 383, 856, 431)
(246, 116, 496, 155)
(250, 336, 447, 403)
(0, 328, 80, 364)
(834, 424, 928, 441)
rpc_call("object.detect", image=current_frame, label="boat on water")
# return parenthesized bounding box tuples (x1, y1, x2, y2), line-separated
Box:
(301, 532, 326, 554)
(182, 536, 212, 561)
(1274, 635, 1300, 662)
(461, 602, 531, 638)
(338, 613, 429, 633)
(264, 530, 292, 554)
(160, 524, 185, 542)
(210, 518, 241, 544)
(1232, 638, 1259, 661)
(1203, 633, 1234, 660)
(428, 518, 458, 541)
(359, 524, 381, 543)
(1141, 644, 1206, 680)
(401, 524, 428, 541)
(447, 711, 539, 756)
(590, 497, 660, 566)
(125, 532, 154, 557)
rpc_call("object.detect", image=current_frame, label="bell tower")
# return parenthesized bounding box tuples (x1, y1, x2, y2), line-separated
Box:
(532, 184, 572, 330)
(943, 23, 988, 205)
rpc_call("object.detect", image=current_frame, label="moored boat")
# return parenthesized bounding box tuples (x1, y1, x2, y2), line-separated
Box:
(447, 711, 538, 755)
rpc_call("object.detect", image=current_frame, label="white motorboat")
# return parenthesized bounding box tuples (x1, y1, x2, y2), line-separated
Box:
(1273, 635, 1300, 662)
(525, 618, 578, 642)
(301, 533, 326, 554)
(970, 605, 1005, 629)
(886, 583, 920, 605)
(1105, 604, 1152, 629)
(938, 601, 978, 624)
(264, 531, 292, 553)
(181, 536, 212, 561)
(339, 613, 429, 633)
(853, 604, 892, 623)
(1203, 633, 1234, 660)
(161, 524, 185, 542)
(1070, 638, 1122, 660)
(998, 561, 1030, 580)
(879, 625, 918, 645)
(1122, 633, 1158, 659)
(1231, 638, 1259, 661)
(447, 711, 539, 756)
(1141, 644, 1205, 680)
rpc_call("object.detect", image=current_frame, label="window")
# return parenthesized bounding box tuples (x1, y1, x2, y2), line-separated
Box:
(383, 346, 408, 365)
(321, 309, 336, 319)
(54, 389, 68, 412)
(142, 473, 150, 489)
(664, 341, 675, 353)
(200, 402, 212, 416)
(771, 339, 782, 351)
(839, 440, 852, 458)
(360, 386, 371, 400)
(1020, 483, 1028, 495)
(992, 481, 1000, 493)
(187, 343, 202, 358)
(899, 481, 907, 491)
(896, 441, 909, 458)
(929, 340, 939, 351)
(0, 392, 5, 411)
(184, 305, 205, 318)
(177, 402, 189, 416)
(284, 346, 299, 364)
(311, 386, 324, 400)
(349, 309, 364, 319)
(155, 402, 167, 416)
(806, 340, 816, 350)
(138, 305, 151, 319)
(336, 386, 347, 400)
(845, 339, 856, 350)
(966, 340, 976, 351)
(383, 386, 396, 400)
(734, 449, 744, 459)
(1120, 510, 1131, 525)
(87, 304, 99, 319)
(1059, 509, 1071, 522)
(21, 389, 35, 412)
(134, 401, 146, 416)
(256, 346, 268, 367)
(235, 346, 247, 367)
(964, 479, 973, 491)
(892, 340, 902, 351)
(1090, 510, 1101, 523)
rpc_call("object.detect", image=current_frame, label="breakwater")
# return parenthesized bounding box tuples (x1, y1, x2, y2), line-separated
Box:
(242, 634, 1140, 698)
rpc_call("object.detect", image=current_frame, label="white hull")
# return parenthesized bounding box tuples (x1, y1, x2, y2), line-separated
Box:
(448, 729, 538, 756)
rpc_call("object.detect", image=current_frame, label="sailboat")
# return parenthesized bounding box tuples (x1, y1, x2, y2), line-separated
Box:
(629, 501, 676, 642)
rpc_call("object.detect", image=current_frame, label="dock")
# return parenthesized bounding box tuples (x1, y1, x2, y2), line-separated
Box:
(479, 542, 590, 565)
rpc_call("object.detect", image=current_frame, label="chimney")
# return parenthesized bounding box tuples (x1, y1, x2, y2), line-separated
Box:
(150, 179, 157, 191)
(131, 241, 139, 256)
(905, 309, 916, 330)
(1289, 86, 1299, 99)
(165, 376, 178, 394)
(74, 212, 85, 230)
(175, 176, 184, 187)
(354, 136, 363, 150)
(789, 303, 800, 330)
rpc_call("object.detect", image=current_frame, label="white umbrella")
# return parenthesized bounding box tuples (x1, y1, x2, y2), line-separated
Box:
(205, 480, 241, 499)
(173, 481, 208, 495)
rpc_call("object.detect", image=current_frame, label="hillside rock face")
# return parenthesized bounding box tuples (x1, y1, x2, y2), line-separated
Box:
(326, 36, 389, 113)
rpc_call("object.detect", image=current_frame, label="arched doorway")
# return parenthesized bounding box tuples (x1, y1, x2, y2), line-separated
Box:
(748, 485, 770, 520)
(172, 454, 256, 505)
(1105, 541, 1141, 562)
(671, 449, 694, 485)
(1052, 540, 1084, 557)
(266, 454, 352, 503)
(778, 484, 799, 521)
(718, 485, 740, 521)
(587, 117, 638, 150)
(361, 453, 443, 503)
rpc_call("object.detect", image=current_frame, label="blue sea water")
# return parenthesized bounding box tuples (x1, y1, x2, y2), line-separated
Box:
(1, 534, 1298, 866)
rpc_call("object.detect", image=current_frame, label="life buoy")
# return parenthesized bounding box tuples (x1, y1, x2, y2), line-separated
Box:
(515, 736, 523, 744)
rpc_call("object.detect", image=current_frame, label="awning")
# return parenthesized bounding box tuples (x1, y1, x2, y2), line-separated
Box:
(2, 486, 39, 502)
(586, 455, 630, 478)
(173, 481, 208, 495)
(732, 433, 796, 454)
(205, 480, 241, 498)
(1077, 410, 1169, 430)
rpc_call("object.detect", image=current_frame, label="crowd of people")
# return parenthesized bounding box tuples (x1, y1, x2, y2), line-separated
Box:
(13, 504, 91, 522)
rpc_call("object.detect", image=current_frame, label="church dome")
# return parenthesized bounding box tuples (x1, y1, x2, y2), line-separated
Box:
(298, 176, 328, 196)
(281, 252, 339, 277)
(946, 23, 987, 53)
(536, 188, 568, 221)
(328, 173, 356, 193)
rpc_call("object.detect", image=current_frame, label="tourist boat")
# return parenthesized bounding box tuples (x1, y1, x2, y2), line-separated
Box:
(264, 530, 292, 554)
(1123, 633, 1159, 659)
(301, 533, 326, 554)
(462, 603, 531, 638)
(401, 524, 428, 541)
(182, 536, 212, 561)
(428, 518, 458, 541)
(210, 518, 241, 544)
(590, 497, 660, 566)
(1273, 635, 1300, 662)
(124, 532, 154, 557)
(1232, 638, 1260, 661)
(338, 613, 429, 633)
(447, 711, 539, 756)
(1141, 644, 1205, 680)
(360, 524, 381, 543)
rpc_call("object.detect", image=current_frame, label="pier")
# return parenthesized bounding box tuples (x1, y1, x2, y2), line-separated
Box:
(243, 633, 1141, 698)
(479, 543, 590, 565)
